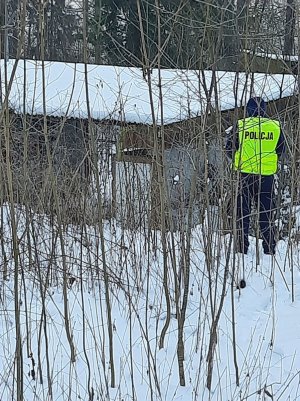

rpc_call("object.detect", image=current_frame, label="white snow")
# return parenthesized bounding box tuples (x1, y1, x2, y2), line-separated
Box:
(244, 49, 299, 62)
(0, 59, 298, 124)
(173, 174, 180, 183)
(0, 205, 300, 400)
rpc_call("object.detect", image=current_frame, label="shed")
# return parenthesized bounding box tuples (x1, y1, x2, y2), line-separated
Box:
(0, 59, 298, 228)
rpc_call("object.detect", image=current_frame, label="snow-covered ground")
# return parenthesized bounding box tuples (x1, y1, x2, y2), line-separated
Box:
(1, 205, 300, 401)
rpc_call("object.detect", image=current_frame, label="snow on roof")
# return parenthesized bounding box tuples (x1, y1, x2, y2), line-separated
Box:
(0, 59, 298, 125)
(244, 49, 299, 62)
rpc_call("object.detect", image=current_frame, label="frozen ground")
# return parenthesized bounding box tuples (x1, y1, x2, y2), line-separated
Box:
(0, 205, 300, 401)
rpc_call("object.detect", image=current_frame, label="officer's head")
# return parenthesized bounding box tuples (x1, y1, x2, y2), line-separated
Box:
(246, 97, 266, 117)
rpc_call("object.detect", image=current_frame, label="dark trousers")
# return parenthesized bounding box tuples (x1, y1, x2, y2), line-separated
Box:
(236, 173, 276, 254)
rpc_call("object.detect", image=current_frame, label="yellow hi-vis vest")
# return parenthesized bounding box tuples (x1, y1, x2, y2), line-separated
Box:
(234, 117, 280, 175)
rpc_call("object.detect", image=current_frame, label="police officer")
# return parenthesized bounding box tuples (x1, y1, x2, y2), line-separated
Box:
(226, 97, 285, 255)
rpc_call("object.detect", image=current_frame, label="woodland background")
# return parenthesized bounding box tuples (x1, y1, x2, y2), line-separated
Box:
(0, 0, 298, 71)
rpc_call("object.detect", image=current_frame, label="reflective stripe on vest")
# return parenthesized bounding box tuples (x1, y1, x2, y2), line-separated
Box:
(234, 117, 280, 175)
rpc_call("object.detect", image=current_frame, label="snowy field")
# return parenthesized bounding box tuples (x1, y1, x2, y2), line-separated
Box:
(1, 205, 300, 401)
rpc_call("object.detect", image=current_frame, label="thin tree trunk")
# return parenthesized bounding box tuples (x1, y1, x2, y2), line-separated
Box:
(283, 0, 296, 56)
(95, 0, 102, 63)
(83, 0, 115, 387)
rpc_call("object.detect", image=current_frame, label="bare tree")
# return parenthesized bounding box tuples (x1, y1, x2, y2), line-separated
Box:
(283, 0, 296, 55)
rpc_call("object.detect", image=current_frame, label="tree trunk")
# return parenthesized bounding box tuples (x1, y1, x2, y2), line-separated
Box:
(126, 3, 142, 64)
(0, 0, 5, 59)
(237, 0, 250, 51)
(94, 0, 102, 64)
(283, 0, 295, 56)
